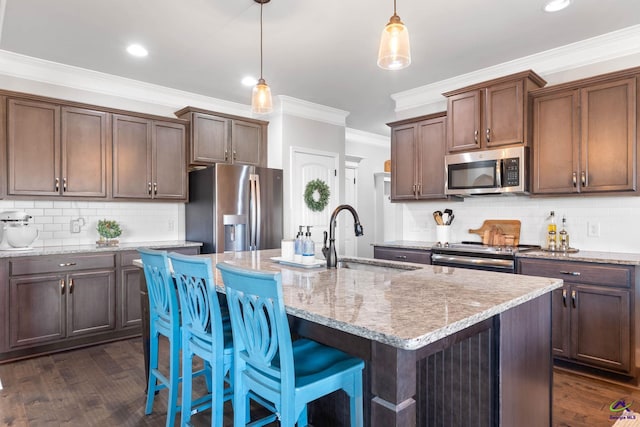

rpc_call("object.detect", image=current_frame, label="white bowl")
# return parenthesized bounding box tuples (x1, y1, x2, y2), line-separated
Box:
(5, 224, 39, 248)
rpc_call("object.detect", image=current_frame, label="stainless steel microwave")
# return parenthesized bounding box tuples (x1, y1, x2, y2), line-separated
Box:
(444, 146, 528, 196)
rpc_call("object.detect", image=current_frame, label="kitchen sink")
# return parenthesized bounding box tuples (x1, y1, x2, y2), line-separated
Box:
(336, 259, 419, 274)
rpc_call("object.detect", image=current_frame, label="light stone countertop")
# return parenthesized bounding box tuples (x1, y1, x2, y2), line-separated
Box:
(0, 240, 202, 258)
(140, 249, 561, 351)
(373, 240, 640, 266)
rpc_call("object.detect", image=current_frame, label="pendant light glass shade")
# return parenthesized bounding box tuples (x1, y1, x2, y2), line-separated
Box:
(251, 78, 273, 114)
(251, 0, 273, 114)
(377, 4, 411, 70)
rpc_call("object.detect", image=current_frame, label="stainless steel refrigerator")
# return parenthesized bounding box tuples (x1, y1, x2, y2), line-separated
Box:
(186, 164, 283, 254)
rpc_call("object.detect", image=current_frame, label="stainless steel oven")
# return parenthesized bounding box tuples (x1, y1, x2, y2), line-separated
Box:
(431, 242, 539, 273)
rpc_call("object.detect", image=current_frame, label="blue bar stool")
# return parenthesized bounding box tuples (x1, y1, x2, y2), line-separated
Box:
(217, 262, 365, 427)
(169, 252, 234, 427)
(138, 248, 210, 427)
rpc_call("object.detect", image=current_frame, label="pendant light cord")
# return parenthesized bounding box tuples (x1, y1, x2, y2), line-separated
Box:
(260, 1, 264, 80)
(393, 0, 397, 15)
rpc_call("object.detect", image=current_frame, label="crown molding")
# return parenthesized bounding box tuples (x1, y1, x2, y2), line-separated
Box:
(392, 24, 640, 112)
(276, 95, 349, 126)
(346, 127, 389, 147)
(0, 49, 252, 117)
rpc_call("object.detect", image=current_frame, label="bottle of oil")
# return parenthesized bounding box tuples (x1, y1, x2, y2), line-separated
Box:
(559, 215, 570, 251)
(547, 211, 557, 251)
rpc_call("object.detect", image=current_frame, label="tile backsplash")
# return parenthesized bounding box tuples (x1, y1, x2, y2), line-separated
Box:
(401, 195, 640, 253)
(0, 200, 184, 247)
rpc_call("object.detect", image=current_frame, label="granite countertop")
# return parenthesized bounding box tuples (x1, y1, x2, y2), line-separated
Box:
(157, 249, 560, 351)
(0, 240, 202, 258)
(373, 240, 640, 266)
(517, 249, 640, 266)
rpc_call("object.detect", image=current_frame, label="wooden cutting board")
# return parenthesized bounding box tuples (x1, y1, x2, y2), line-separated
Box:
(468, 220, 521, 246)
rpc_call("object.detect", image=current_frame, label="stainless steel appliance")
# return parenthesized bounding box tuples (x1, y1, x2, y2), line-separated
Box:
(186, 164, 283, 254)
(431, 241, 539, 273)
(445, 146, 528, 196)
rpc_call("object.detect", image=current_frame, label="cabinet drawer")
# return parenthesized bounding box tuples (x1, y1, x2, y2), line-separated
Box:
(374, 247, 431, 265)
(518, 258, 632, 288)
(10, 253, 116, 276)
(121, 246, 201, 266)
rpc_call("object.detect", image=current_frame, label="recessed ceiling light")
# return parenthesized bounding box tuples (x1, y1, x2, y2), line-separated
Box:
(543, 0, 571, 12)
(242, 76, 258, 87)
(126, 44, 148, 57)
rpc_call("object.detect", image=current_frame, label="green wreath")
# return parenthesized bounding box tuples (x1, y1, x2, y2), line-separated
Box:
(304, 179, 330, 212)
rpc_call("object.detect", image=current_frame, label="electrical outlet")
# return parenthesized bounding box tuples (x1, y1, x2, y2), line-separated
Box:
(587, 222, 600, 237)
(70, 219, 81, 233)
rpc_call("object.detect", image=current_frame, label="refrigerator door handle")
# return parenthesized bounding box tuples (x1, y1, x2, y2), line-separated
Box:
(255, 174, 261, 249)
(249, 174, 259, 250)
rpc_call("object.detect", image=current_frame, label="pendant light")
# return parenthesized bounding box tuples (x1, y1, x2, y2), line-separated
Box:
(251, 0, 273, 114)
(377, 0, 411, 70)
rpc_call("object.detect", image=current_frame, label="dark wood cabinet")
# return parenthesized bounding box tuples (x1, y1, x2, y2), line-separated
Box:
(518, 258, 635, 375)
(7, 253, 116, 350)
(175, 106, 268, 168)
(388, 113, 447, 201)
(444, 70, 546, 153)
(373, 246, 431, 264)
(112, 114, 187, 200)
(7, 99, 109, 197)
(532, 71, 638, 195)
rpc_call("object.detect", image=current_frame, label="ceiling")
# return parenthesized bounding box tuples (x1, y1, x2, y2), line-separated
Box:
(1, 0, 639, 136)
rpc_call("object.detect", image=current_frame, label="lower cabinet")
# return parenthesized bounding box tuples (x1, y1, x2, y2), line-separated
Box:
(373, 246, 431, 264)
(119, 246, 200, 330)
(518, 258, 634, 375)
(0, 244, 200, 361)
(7, 253, 116, 349)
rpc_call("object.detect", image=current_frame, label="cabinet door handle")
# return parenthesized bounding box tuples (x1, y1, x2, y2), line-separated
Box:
(486, 128, 491, 142)
(59, 262, 77, 267)
(224, 149, 229, 161)
(63, 178, 67, 192)
(395, 255, 407, 259)
(562, 288, 567, 307)
(572, 172, 577, 187)
(560, 270, 580, 276)
(153, 182, 158, 195)
(233, 150, 237, 161)
(69, 278, 74, 294)
(148, 182, 152, 195)
(412, 184, 416, 195)
(571, 290, 577, 308)
(474, 130, 479, 143)
(55, 178, 60, 192)
(417, 183, 422, 195)
(581, 171, 587, 187)
(60, 279, 65, 295)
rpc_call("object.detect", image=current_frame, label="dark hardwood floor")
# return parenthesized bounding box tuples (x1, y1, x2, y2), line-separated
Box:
(1, 337, 638, 426)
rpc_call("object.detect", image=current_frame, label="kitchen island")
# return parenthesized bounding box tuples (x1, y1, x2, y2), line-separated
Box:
(138, 249, 562, 426)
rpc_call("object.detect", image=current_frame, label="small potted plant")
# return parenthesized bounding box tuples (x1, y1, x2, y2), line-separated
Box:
(97, 219, 122, 246)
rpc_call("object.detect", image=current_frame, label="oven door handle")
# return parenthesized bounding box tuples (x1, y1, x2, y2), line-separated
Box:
(431, 254, 514, 270)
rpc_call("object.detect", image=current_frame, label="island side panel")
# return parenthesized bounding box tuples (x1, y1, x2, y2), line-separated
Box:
(498, 293, 552, 426)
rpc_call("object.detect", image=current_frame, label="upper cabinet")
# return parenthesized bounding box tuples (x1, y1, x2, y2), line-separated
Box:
(112, 115, 187, 200)
(444, 70, 546, 153)
(7, 98, 109, 198)
(175, 107, 268, 168)
(531, 69, 637, 195)
(388, 113, 448, 201)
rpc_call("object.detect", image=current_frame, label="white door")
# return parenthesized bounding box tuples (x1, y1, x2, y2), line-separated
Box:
(291, 148, 339, 255)
(342, 166, 358, 256)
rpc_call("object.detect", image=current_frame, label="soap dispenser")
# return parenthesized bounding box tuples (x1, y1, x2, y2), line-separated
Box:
(294, 226, 304, 262)
(302, 226, 315, 264)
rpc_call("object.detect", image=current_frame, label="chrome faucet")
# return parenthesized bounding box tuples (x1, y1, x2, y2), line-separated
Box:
(324, 204, 364, 268)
